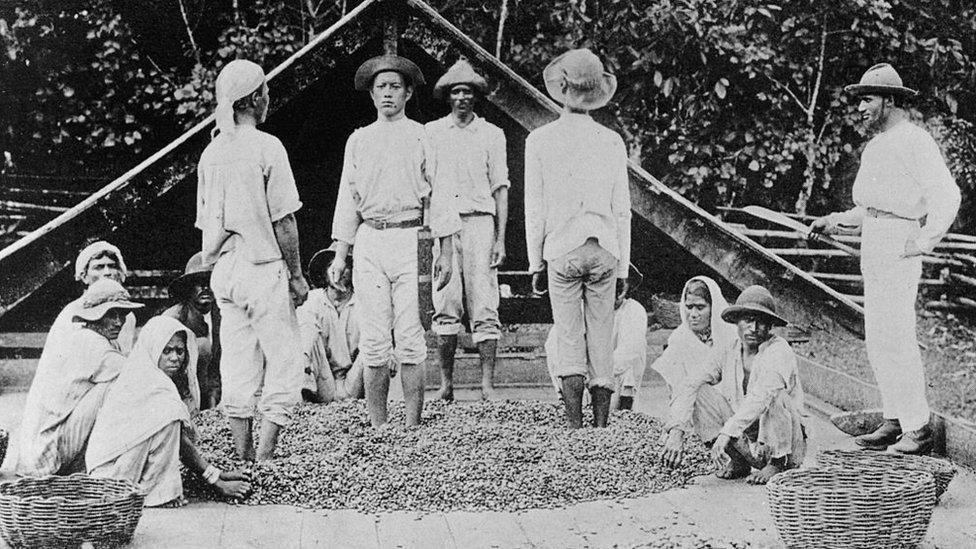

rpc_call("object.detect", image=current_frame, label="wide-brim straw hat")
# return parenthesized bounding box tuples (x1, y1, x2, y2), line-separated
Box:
(73, 278, 143, 322)
(168, 252, 212, 300)
(844, 63, 917, 97)
(354, 55, 425, 91)
(433, 57, 489, 99)
(543, 48, 617, 111)
(720, 285, 789, 327)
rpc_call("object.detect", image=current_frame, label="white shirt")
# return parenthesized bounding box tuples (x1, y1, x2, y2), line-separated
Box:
(332, 117, 461, 243)
(425, 115, 510, 215)
(196, 127, 302, 265)
(828, 119, 960, 253)
(524, 112, 632, 277)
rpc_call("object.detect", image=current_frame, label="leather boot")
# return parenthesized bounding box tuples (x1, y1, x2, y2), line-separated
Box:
(560, 375, 585, 429)
(590, 387, 613, 428)
(889, 425, 934, 455)
(854, 418, 901, 450)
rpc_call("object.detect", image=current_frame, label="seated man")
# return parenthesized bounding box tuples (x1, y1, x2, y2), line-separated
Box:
(163, 252, 221, 411)
(87, 316, 250, 507)
(296, 244, 364, 404)
(659, 285, 807, 485)
(16, 279, 143, 476)
(546, 265, 648, 411)
(651, 276, 736, 394)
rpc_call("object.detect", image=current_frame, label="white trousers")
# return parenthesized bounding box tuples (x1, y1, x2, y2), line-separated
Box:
(212, 250, 303, 427)
(861, 217, 930, 432)
(352, 225, 427, 367)
(433, 214, 501, 343)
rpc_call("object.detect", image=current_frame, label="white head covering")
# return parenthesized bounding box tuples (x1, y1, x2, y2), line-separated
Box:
(652, 276, 737, 390)
(74, 241, 128, 282)
(86, 316, 199, 471)
(213, 59, 266, 138)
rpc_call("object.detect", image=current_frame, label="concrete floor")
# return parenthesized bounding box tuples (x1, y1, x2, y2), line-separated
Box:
(1, 383, 975, 548)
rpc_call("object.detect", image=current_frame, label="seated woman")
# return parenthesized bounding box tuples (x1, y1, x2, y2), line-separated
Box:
(16, 279, 143, 476)
(651, 276, 736, 394)
(86, 316, 250, 507)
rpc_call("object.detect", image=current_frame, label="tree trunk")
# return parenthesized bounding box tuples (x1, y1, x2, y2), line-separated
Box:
(495, 0, 509, 60)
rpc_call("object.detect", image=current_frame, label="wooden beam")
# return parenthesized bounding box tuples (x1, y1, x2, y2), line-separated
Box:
(812, 272, 946, 287)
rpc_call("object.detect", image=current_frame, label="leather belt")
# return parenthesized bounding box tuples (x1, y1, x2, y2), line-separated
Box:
(865, 207, 919, 222)
(363, 217, 423, 230)
(459, 212, 493, 218)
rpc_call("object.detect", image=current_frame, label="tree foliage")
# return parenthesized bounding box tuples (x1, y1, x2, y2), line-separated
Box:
(2, 0, 976, 227)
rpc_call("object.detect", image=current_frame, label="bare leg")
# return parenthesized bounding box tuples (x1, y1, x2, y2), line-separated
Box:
(478, 339, 499, 400)
(400, 362, 425, 427)
(314, 365, 339, 404)
(228, 417, 255, 462)
(255, 419, 282, 461)
(364, 364, 391, 427)
(435, 335, 457, 401)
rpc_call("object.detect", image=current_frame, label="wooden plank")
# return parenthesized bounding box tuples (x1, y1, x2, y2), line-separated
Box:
(812, 272, 947, 287)
(404, 0, 866, 340)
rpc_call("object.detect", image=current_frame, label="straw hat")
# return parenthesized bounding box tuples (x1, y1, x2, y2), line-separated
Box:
(168, 252, 212, 300)
(844, 63, 917, 98)
(354, 55, 425, 91)
(433, 57, 489, 99)
(720, 285, 788, 327)
(72, 279, 143, 322)
(543, 48, 617, 110)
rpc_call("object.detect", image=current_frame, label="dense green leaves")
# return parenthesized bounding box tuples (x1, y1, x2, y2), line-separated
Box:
(2, 0, 975, 228)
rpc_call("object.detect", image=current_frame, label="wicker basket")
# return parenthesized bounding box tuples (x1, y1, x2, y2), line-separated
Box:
(650, 295, 682, 329)
(0, 474, 146, 549)
(818, 449, 957, 501)
(767, 467, 935, 549)
(0, 429, 8, 468)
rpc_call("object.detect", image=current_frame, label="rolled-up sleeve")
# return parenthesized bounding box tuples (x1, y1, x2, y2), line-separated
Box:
(611, 135, 632, 278)
(524, 134, 545, 273)
(265, 138, 302, 222)
(332, 132, 363, 245)
(487, 126, 510, 194)
(826, 206, 865, 230)
(909, 133, 961, 253)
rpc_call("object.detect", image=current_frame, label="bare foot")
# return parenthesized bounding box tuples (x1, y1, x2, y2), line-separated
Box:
(481, 385, 501, 401)
(435, 386, 454, 402)
(747, 461, 786, 485)
(149, 495, 188, 508)
(715, 457, 751, 480)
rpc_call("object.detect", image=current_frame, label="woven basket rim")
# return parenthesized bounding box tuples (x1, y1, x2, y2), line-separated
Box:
(0, 473, 145, 504)
(818, 449, 958, 472)
(767, 466, 934, 495)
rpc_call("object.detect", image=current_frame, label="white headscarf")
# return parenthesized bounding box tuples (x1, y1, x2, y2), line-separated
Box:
(652, 276, 737, 390)
(74, 241, 128, 282)
(86, 316, 199, 470)
(213, 59, 266, 138)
